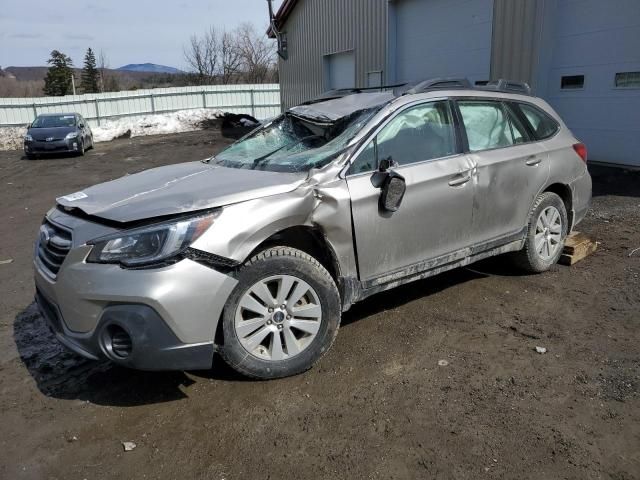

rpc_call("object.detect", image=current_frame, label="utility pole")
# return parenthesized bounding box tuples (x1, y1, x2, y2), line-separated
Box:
(71, 73, 76, 95)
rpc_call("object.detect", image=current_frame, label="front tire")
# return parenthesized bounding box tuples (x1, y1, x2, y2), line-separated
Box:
(513, 192, 568, 273)
(220, 247, 341, 379)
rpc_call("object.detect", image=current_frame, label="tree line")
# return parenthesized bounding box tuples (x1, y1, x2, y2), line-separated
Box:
(0, 22, 277, 98)
(183, 23, 277, 85)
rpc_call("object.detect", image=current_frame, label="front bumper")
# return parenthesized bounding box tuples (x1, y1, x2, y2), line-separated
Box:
(25, 138, 80, 155)
(35, 289, 217, 370)
(33, 213, 239, 370)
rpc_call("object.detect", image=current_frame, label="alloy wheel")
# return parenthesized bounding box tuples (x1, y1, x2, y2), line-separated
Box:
(535, 205, 563, 260)
(234, 275, 322, 361)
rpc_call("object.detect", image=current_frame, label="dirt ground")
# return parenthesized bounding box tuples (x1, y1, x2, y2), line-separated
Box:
(0, 131, 638, 479)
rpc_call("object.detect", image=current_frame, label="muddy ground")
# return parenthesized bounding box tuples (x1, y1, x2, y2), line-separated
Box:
(0, 131, 638, 479)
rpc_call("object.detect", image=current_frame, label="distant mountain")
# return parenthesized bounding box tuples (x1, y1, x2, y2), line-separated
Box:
(117, 63, 182, 74)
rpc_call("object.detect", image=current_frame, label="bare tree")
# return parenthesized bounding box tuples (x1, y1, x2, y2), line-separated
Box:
(98, 50, 109, 93)
(235, 23, 277, 83)
(184, 23, 276, 85)
(220, 30, 243, 84)
(183, 26, 220, 84)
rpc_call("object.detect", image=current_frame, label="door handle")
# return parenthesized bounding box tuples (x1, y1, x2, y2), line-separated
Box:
(448, 172, 471, 187)
(525, 156, 542, 166)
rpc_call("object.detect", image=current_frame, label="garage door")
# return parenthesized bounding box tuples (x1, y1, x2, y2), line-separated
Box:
(391, 0, 494, 84)
(543, 0, 640, 167)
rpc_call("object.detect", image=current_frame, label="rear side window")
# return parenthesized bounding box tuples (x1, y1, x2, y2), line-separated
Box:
(513, 103, 559, 140)
(457, 101, 524, 152)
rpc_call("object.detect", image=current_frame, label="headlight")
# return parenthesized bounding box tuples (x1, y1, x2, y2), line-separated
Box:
(86, 212, 218, 267)
(65, 132, 78, 139)
(24, 134, 33, 142)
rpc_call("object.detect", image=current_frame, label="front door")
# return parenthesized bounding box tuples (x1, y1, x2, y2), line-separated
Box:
(346, 100, 476, 282)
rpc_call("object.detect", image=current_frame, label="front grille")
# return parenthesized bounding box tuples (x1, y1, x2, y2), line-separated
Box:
(37, 219, 72, 278)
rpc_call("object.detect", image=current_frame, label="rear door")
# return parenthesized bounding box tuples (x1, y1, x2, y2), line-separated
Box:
(346, 100, 475, 282)
(455, 99, 549, 244)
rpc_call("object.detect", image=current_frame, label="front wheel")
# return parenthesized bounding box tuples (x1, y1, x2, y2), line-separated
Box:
(512, 192, 568, 273)
(220, 247, 341, 379)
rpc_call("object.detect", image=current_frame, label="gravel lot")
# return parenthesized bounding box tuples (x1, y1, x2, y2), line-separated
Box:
(0, 131, 638, 479)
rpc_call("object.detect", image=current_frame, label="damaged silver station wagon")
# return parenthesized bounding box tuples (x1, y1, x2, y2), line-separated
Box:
(34, 78, 592, 379)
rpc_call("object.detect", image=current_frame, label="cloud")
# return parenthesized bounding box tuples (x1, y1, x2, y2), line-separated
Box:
(63, 33, 94, 40)
(9, 33, 43, 39)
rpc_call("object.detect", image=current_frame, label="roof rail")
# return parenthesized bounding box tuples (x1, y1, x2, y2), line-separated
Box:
(479, 79, 532, 95)
(403, 78, 473, 95)
(302, 83, 408, 105)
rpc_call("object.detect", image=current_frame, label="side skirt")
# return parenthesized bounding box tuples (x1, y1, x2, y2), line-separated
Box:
(341, 231, 526, 308)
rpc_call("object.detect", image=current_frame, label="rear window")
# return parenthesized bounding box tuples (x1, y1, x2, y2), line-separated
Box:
(513, 103, 559, 140)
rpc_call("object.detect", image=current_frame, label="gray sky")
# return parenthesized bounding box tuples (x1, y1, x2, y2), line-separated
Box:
(0, 0, 283, 69)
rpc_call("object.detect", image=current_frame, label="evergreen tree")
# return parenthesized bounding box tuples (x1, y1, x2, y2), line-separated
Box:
(80, 47, 99, 93)
(43, 50, 74, 96)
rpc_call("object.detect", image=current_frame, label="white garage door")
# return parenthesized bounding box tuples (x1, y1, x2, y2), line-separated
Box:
(392, 0, 494, 84)
(544, 0, 640, 167)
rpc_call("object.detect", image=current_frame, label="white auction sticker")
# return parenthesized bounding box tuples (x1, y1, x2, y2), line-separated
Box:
(59, 191, 88, 202)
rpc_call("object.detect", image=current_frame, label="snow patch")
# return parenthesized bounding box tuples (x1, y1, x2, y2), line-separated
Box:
(0, 126, 28, 151)
(92, 108, 224, 142)
(0, 108, 225, 151)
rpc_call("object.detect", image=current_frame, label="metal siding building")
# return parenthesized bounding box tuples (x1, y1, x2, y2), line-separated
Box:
(276, 0, 387, 108)
(271, 0, 640, 166)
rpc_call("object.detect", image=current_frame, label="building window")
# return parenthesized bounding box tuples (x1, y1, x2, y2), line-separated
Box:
(561, 75, 585, 90)
(615, 72, 640, 88)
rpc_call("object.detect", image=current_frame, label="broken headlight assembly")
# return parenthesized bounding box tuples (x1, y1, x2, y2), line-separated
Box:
(86, 211, 218, 267)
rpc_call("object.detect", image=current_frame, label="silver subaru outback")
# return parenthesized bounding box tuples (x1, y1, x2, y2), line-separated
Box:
(34, 79, 592, 379)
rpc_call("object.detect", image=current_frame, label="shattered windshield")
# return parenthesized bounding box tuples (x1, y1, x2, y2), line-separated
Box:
(209, 108, 380, 172)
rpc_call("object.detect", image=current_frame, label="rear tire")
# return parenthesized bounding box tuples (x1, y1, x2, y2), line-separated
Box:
(220, 246, 341, 379)
(512, 192, 568, 273)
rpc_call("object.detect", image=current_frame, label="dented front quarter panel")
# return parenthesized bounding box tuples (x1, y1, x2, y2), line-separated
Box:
(190, 157, 359, 279)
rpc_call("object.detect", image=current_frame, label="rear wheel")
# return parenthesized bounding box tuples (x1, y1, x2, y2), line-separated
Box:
(220, 246, 341, 379)
(513, 192, 568, 273)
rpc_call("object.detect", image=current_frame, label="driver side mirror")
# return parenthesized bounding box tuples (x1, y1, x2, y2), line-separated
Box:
(370, 156, 406, 212)
(380, 171, 406, 212)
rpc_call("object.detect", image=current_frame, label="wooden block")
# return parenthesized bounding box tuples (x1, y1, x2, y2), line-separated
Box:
(559, 232, 597, 266)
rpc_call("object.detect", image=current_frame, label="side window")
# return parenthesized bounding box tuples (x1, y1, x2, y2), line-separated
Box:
(348, 139, 376, 175)
(376, 101, 456, 166)
(514, 103, 559, 140)
(458, 101, 518, 152)
(347, 101, 456, 175)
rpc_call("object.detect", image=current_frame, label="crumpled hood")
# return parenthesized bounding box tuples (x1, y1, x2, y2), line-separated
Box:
(56, 161, 307, 223)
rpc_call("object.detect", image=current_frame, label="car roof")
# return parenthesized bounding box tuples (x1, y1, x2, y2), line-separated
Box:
(290, 78, 539, 123)
(37, 113, 78, 117)
(288, 92, 395, 122)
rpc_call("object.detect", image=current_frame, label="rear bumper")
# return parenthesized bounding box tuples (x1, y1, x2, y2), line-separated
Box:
(35, 288, 217, 370)
(571, 168, 592, 228)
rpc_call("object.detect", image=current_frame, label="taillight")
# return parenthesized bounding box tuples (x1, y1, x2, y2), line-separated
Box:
(573, 143, 588, 163)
